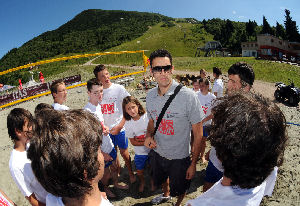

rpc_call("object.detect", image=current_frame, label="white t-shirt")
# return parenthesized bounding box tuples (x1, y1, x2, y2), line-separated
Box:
(124, 114, 151, 155)
(9, 149, 48, 203)
(100, 83, 130, 130)
(52, 103, 69, 111)
(209, 147, 224, 172)
(84, 102, 114, 154)
(197, 92, 216, 126)
(186, 167, 278, 206)
(212, 79, 224, 98)
(46, 193, 113, 206)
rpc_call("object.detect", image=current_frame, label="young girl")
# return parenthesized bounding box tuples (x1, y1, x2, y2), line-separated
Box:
(117, 96, 153, 192)
(192, 78, 201, 93)
(212, 67, 223, 98)
(198, 78, 216, 163)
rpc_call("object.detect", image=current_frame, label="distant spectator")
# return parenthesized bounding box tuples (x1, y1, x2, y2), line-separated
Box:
(227, 62, 255, 95)
(50, 80, 69, 111)
(211, 67, 223, 98)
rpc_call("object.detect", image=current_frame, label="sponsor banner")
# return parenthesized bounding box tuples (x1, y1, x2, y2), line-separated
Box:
(0, 75, 81, 106)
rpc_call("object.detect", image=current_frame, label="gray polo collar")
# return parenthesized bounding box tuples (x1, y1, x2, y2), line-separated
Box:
(156, 80, 179, 96)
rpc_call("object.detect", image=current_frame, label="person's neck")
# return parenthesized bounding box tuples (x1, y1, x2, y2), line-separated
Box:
(201, 91, 208, 95)
(103, 82, 112, 89)
(221, 176, 232, 186)
(158, 81, 173, 96)
(89, 100, 98, 107)
(63, 185, 102, 206)
(132, 114, 141, 121)
(54, 99, 64, 105)
(14, 140, 27, 152)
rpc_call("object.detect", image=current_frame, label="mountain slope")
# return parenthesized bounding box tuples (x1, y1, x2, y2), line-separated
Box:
(0, 9, 172, 71)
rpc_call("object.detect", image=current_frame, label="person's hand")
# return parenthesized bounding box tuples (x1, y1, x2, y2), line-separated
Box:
(103, 125, 110, 136)
(144, 137, 157, 149)
(102, 152, 113, 162)
(186, 164, 196, 180)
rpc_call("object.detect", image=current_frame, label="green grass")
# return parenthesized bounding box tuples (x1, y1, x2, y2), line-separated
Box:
(4, 21, 300, 88)
(171, 57, 300, 86)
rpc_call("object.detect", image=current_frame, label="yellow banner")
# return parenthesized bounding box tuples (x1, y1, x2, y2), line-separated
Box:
(0, 50, 148, 76)
(0, 50, 150, 109)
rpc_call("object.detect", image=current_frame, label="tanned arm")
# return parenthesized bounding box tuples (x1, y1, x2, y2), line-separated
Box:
(186, 121, 203, 179)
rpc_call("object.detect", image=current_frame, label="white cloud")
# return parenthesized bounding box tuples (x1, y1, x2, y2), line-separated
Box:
(232, 10, 236, 15)
(238, 16, 246, 19)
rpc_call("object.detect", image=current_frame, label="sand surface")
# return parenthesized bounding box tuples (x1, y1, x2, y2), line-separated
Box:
(0, 72, 299, 206)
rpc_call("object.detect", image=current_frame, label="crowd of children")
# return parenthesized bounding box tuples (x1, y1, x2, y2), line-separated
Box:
(4, 49, 287, 206)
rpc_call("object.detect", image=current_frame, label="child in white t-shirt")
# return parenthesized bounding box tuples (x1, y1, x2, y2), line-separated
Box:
(50, 79, 69, 110)
(186, 93, 287, 206)
(83, 78, 128, 198)
(191, 78, 200, 94)
(122, 96, 154, 192)
(211, 67, 223, 98)
(27, 109, 113, 206)
(7, 108, 48, 205)
(198, 78, 216, 163)
(94, 65, 135, 183)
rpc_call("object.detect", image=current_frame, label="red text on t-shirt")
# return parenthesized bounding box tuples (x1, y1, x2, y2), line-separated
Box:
(101, 103, 115, 114)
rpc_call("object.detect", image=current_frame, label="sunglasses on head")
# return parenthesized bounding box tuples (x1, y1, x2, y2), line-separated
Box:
(152, 65, 172, 73)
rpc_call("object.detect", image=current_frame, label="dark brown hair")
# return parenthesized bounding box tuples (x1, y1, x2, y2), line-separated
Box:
(209, 92, 287, 189)
(50, 79, 64, 94)
(87, 78, 103, 91)
(93, 65, 106, 78)
(7, 108, 33, 141)
(27, 109, 103, 198)
(122, 96, 146, 120)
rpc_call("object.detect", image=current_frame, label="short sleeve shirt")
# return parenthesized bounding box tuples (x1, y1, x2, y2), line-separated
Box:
(124, 114, 151, 155)
(9, 149, 48, 203)
(212, 79, 224, 98)
(186, 167, 278, 206)
(100, 83, 130, 130)
(197, 92, 216, 126)
(146, 80, 204, 159)
(52, 103, 69, 111)
(84, 102, 114, 154)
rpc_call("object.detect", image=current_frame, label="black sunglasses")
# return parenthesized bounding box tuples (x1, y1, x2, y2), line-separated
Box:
(152, 65, 172, 73)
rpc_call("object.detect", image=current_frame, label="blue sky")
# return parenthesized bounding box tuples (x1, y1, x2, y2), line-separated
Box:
(0, 0, 299, 59)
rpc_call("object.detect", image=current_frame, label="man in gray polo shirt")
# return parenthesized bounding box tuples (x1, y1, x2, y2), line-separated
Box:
(144, 49, 204, 206)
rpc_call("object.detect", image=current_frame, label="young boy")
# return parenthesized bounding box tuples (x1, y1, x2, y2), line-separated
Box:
(50, 79, 69, 110)
(84, 78, 128, 198)
(27, 109, 113, 206)
(186, 93, 287, 206)
(7, 108, 48, 206)
(94, 65, 135, 183)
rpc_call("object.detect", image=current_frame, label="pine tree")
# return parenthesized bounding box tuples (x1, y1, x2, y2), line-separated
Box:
(275, 22, 286, 39)
(284, 9, 300, 42)
(261, 16, 274, 35)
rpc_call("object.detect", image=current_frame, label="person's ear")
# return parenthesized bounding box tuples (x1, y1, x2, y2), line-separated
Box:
(15, 128, 22, 138)
(170, 66, 174, 74)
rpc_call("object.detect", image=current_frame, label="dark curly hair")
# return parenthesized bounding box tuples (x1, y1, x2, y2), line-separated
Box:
(27, 109, 103, 198)
(209, 92, 287, 189)
(149, 49, 172, 67)
(228, 62, 255, 86)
